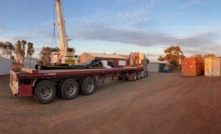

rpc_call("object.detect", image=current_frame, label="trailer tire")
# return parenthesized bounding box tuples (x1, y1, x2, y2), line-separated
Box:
(137, 72, 141, 80)
(81, 77, 96, 95)
(61, 79, 79, 100)
(78, 77, 88, 93)
(57, 79, 67, 97)
(133, 73, 137, 81)
(34, 80, 56, 104)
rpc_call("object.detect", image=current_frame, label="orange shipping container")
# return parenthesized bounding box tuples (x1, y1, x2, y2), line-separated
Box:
(181, 58, 204, 77)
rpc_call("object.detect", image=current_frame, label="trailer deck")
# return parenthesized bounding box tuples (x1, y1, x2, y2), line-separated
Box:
(16, 67, 142, 79)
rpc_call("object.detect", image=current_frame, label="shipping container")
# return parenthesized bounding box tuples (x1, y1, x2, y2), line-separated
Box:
(23, 58, 38, 69)
(205, 57, 221, 77)
(0, 58, 12, 76)
(181, 58, 204, 77)
(148, 62, 166, 72)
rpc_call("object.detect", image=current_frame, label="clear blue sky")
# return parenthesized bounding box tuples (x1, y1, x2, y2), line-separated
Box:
(0, 0, 220, 61)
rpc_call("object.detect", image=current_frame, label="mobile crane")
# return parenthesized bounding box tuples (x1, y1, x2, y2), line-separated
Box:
(51, 0, 79, 65)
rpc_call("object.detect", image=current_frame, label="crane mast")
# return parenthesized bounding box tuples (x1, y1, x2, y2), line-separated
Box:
(55, 0, 68, 57)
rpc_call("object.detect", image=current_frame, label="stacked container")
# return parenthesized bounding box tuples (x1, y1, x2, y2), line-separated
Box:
(23, 58, 38, 69)
(204, 57, 221, 77)
(181, 58, 204, 76)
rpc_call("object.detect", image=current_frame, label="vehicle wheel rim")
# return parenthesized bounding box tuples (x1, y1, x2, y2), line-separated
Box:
(87, 82, 94, 92)
(40, 86, 53, 100)
(67, 84, 77, 96)
(134, 75, 137, 80)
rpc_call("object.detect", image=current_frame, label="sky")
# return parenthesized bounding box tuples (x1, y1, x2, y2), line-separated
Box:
(0, 0, 221, 61)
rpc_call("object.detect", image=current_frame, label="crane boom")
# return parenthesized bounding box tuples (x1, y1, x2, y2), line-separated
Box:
(56, 0, 68, 57)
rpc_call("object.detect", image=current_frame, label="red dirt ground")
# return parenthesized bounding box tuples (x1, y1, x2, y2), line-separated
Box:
(1, 71, 221, 134)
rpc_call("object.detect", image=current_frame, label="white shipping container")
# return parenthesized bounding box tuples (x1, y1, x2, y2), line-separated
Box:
(23, 58, 38, 69)
(0, 58, 12, 76)
(205, 57, 221, 77)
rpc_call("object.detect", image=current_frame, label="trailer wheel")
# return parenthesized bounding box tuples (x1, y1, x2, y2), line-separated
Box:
(133, 73, 137, 81)
(144, 71, 148, 77)
(137, 73, 141, 80)
(81, 77, 96, 95)
(57, 79, 67, 97)
(34, 80, 56, 104)
(61, 79, 79, 100)
(78, 77, 88, 93)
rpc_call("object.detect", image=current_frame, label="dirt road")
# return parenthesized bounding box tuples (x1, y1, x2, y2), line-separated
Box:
(1, 71, 221, 134)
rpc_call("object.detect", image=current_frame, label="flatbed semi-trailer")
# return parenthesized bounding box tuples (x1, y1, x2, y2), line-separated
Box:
(9, 67, 148, 104)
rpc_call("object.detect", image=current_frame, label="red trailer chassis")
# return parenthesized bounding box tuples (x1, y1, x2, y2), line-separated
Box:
(9, 67, 147, 104)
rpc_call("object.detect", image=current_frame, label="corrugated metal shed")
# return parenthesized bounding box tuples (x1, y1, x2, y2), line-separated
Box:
(80, 52, 129, 67)
(84, 52, 128, 59)
(148, 62, 166, 72)
(0, 58, 12, 76)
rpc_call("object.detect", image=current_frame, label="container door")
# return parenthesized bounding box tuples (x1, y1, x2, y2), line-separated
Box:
(212, 58, 220, 77)
(205, 58, 212, 77)
(181, 58, 188, 76)
(189, 58, 197, 76)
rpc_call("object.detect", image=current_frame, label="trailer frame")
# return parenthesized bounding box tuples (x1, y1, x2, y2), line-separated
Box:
(9, 67, 147, 104)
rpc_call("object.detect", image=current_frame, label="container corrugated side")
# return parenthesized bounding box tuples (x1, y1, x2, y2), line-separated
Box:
(181, 58, 204, 77)
(0, 58, 12, 76)
(205, 57, 220, 77)
(23, 58, 38, 69)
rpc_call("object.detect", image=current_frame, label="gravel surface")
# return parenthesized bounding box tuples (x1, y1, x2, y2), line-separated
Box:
(1, 71, 221, 134)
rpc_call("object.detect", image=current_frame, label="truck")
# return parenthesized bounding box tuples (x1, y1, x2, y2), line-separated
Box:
(9, 53, 149, 104)
(9, 1, 149, 104)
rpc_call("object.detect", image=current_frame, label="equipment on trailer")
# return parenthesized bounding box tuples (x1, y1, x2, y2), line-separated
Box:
(85, 59, 115, 69)
(51, 0, 79, 65)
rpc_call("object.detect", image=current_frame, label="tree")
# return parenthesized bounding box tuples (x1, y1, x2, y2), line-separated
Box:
(14, 40, 23, 66)
(192, 54, 216, 59)
(10, 55, 16, 62)
(27, 42, 35, 58)
(21, 40, 27, 59)
(38, 47, 60, 65)
(192, 54, 204, 59)
(158, 46, 185, 65)
(0, 42, 15, 58)
(204, 54, 215, 58)
(14, 40, 35, 66)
